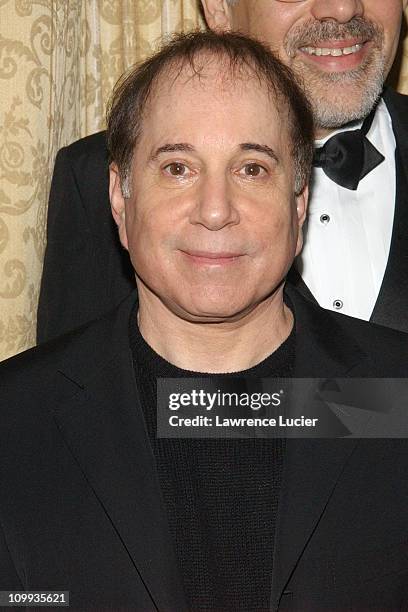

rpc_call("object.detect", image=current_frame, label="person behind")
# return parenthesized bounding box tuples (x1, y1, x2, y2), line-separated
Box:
(2, 31, 408, 611)
(37, 0, 408, 343)
(202, 0, 408, 327)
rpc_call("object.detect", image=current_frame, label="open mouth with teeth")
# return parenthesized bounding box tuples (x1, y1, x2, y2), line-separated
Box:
(297, 39, 369, 71)
(300, 43, 363, 56)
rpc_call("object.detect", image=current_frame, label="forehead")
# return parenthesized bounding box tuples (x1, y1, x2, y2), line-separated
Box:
(139, 58, 290, 150)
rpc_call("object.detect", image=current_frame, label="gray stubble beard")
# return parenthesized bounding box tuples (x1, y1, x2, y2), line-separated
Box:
(301, 50, 387, 130)
(284, 18, 387, 130)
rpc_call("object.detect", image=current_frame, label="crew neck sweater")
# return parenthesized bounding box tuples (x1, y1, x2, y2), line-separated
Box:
(129, 307, 295, 611)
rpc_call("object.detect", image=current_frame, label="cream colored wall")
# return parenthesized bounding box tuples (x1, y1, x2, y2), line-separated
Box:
(0, 2, 407, 361)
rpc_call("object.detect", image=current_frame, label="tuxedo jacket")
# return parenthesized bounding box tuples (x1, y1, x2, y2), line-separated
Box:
(3, 285, 408, 611)
(37, 89, 408, 343)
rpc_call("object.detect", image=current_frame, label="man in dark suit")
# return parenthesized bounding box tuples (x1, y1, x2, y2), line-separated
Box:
(37, 0, 408, 343)
(2, 31, 408, 611)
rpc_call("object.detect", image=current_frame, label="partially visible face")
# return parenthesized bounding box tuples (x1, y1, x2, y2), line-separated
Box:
(203, 0, 406, 135)
(110, 60, 307, 323)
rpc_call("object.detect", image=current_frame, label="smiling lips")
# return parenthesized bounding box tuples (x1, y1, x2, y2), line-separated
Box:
(300, 42, 364, 57)
(298, 39, 369, 70)
(181, 250, 244, 266)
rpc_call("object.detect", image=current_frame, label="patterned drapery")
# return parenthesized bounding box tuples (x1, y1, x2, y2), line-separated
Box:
(0, 1, 407, 361)
(0, 0, 203, 361)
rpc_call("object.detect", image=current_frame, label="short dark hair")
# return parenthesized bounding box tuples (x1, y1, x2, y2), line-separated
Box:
(107, 30, 314, 196)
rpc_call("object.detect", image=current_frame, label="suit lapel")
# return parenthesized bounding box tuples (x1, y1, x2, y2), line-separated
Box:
(270, 438, 358, 610)
(370, 89, 408, 332)
(270, 287, 366, 610)
(53, 294, 187, 612)
(383, 88, 408, 176)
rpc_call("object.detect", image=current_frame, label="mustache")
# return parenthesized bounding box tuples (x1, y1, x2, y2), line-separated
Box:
(285, 16, 384, 52)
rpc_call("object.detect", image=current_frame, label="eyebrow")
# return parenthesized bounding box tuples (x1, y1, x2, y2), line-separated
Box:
(150, 143, 195, 161)
(149, 142, 278, 162)
(240, 143, 278, 162)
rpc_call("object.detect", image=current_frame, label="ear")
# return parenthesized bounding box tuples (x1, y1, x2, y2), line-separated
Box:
(294, 184, 308, 256)
(200, 0, 233, 32)
(109, 163, 129, 251)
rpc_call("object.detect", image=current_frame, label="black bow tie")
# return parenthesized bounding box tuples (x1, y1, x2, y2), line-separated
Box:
(313, 108, 385, 191)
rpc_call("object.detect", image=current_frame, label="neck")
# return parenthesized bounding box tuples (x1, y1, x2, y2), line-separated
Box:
(135, 284, 294, 373)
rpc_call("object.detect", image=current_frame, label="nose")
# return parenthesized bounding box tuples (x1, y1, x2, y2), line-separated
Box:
(190, 173, 240, 231)
(311, 0, 363, 24)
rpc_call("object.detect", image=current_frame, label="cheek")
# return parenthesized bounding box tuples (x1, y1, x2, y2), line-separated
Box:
(250, 216, 298, 276)
(254, 201, 298, 244)
(240, 6, 293, 41)
(125, 205, 180, 282)
(233, 6, 291, 55)
(378, 7, 403, 45)
(124, 209, 157, 270)
(385, 18, 402, 57)
(126, 201, 166, 247)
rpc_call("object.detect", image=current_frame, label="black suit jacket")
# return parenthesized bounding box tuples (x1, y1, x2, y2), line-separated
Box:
(3, 286, 408, 610)
(37, 88, 408, 343)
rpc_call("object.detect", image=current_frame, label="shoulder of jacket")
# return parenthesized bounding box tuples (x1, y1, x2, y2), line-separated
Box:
(58, 130, 108, 163)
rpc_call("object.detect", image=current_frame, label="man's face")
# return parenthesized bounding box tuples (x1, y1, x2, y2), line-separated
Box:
(202, 0, 407, 136)
(110, 61, 307, 323)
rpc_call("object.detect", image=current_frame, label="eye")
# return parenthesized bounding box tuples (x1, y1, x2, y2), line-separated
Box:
(163, 162, 189, 177)
(239, 163, 268, 178)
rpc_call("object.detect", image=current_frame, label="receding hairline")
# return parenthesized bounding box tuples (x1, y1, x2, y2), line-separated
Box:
(140, 57, 291, 141)
(138, 50, 291, 130)
(107, 31, 314, 197)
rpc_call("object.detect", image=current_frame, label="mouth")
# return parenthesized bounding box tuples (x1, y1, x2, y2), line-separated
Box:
(180, 250, 244, 266)
(300, 40, 365, 57)
(297, 39, 371, 71)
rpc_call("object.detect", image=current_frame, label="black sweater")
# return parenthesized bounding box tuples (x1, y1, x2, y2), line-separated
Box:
(130, 308, 295, 611)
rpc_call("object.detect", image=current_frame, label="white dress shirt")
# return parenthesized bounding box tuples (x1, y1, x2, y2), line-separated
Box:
(296, 99, 396, 321)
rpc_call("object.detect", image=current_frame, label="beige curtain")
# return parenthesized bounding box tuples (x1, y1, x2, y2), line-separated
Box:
(0, 2, 407, 361)
(0, 0, 203, 361)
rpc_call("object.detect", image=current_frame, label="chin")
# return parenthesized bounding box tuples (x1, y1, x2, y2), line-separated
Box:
(313, 97, 379, 130)
(172, 299, 254, 324)
(306, 65, 385, 129)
